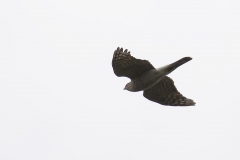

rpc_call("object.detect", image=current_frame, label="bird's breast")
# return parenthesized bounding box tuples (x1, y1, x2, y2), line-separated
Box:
(131, 69, 166, 91)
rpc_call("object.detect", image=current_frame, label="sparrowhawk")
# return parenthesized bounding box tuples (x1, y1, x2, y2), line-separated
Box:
(112, 47, 195, 106)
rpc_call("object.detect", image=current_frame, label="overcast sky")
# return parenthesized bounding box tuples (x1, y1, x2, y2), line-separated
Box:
(1, 0, 240, 159)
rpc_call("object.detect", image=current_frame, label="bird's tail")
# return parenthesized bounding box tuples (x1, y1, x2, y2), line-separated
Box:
(157, 57, 192, 75)
(167, 57, 192, 72)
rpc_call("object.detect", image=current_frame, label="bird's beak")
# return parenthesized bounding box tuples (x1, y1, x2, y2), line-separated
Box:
(123, 87, 126, 90)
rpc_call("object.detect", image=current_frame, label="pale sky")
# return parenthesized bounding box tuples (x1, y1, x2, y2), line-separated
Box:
(0, 0, 240, 159)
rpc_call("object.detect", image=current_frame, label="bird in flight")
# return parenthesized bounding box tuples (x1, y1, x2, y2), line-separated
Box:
(112, 47, 195, 106)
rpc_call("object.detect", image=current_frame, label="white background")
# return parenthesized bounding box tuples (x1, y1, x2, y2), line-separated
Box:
(0, 0, 240, 159)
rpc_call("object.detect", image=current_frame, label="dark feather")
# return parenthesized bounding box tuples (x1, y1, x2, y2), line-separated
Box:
(143, 76, 195, 106)
(112, 47, 155, 80)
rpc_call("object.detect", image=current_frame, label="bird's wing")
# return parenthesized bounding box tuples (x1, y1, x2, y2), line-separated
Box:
(143, 76, 195, 106)
(112, 47, 155, 79)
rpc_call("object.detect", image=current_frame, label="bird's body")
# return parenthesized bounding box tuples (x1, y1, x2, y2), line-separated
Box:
(112, 47, 195, 106)
(124, 57, 192, 92)
(125, 69, 159, 92)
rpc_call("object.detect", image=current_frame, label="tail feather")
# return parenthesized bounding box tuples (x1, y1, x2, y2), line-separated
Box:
(166, 57, 192, 73)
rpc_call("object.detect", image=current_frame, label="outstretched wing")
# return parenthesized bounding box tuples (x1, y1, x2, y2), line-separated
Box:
(112, 47, 155, 79)
(143, 76, 195, 106)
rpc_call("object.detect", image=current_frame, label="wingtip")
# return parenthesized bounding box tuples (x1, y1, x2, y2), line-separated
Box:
(185, 99, 196, 106)
(115, 47, 130, 55)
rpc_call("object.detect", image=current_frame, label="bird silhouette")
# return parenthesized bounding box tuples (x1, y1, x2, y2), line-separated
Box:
(112, 47, 195, 106)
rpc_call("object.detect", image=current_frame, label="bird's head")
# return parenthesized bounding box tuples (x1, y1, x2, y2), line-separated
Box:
(124, 82, 133, 91)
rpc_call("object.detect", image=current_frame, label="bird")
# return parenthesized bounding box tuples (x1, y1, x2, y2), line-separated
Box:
(112, 47, 195, 106)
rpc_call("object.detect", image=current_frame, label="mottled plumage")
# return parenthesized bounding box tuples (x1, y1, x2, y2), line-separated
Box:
(112, 47, 195, 106)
